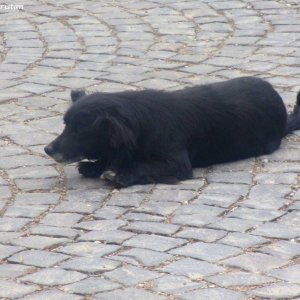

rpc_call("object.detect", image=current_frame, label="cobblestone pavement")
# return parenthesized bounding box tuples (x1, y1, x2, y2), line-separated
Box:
(0, 0, 300, 299)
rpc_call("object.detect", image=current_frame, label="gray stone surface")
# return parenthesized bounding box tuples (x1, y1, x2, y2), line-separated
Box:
(1, 1, 300, 298)
(170, 241, 241, 262)
(62, 277, 121, 294)
(60, 257, 121, 273)
(161, 257, 224, 279)
(0, 279, 38, 298)
(8, 249, 69, 267)
(105, 265, 162, 286)
(20, 268, 87, 286)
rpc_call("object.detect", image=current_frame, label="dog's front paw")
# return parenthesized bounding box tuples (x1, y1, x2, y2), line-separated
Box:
(101, 170, 117, 182)
(78, 161, 103, 178)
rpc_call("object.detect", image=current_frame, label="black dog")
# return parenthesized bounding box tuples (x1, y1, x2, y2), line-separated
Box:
(45, 77, 300, 187)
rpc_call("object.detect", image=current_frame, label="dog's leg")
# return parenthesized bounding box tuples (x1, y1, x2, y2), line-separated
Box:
(113, 149, 193, 186)
(78, 160, 106, 178)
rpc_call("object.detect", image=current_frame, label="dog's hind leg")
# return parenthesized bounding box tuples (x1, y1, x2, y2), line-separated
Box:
(78, 160, 106, 178)
(112, 149, 193, 186)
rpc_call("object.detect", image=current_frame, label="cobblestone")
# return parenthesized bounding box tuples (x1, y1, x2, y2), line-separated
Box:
(1, 0, 300, 298)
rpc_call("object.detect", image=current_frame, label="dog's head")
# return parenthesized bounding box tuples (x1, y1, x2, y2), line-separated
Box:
(44, 90, 136, 164)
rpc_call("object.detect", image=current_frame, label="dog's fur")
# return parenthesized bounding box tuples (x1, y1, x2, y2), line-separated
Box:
(45, 77, 300, 187)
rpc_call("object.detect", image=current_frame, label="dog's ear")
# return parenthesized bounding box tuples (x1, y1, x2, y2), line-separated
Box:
(95, 115, 136, 149)
(71, 90, 86, 102)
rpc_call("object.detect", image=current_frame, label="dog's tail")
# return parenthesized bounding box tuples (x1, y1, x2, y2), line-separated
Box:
(286, 91, 300, 134)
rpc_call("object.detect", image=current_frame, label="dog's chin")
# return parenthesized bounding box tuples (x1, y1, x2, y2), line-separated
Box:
(51, 153, 85, 165)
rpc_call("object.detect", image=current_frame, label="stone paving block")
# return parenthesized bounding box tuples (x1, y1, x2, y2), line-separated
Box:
(108, 192, 146, 207)
(172, 214, 217, 227)
(251, 222, 300, 239)
(123, 212, 165, 222)
(161, 257, 224, 279)
(0, 185, 12, 199)
(14, 178, 59, 192)
(170, 241, 241, 262)
(195, 194, 240, 208)
(0, 264, 34, 279)
(57, 242, 120, 257)
(123, 221, 179, 235)
(241, 196, 287, 210)
(78, 230, 134, 244)
(66, 189, 110, 202)
(8, 249, 69, 267)
(278, 210, 300, 227)
(0, 217, 30, 231)
(222, 252, 287, 272)
(173, 203, 224, 216)
(150, 274, 200, 294)
(248, 184, 290, 199)
(22, 289, 83, 300)
(175, 227, 227, 242)
(202, 183, 249, 196)
(268, 264, 300, 284)
(227, 206, 284, 221)
(259, 240, 300, 259)
(250, 283, 300, 299)
(62, 277, 121, 294)
(104, 265, 162, 286)
(124, 234, 186, 252)
(119, 248, 173, 267)
(207, 271, 276, 287)
(0, 243, 24, 259)
(20, 268, 87, 286)
(94, 206, 127, 219)
(0, 154, 53, 169)
(4, 204, 48, 218)
(219, 232, 268, 248)
(12, 235, 69, 250)
(0, 279, 39, 298)
(53, 201, 99, 214)
(74, 219, 126, 231)
(206, 171, 252, 184)
(41, 213, 83, 227)
(149, 189, 197, 202)
(180, 287, 245, 300)
(15, 193, 60, 205)
(0, 232, 22, 244)
(95, 287, 166, 300)
(207, 217, 259, 232)
(60, 257, 121, 273)
(8, 166, 59, 179)
(135, 201, 180, 216)
(30, 225, 79, 238)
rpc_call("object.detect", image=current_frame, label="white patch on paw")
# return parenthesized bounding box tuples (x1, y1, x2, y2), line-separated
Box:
(101, 170, 116, 181)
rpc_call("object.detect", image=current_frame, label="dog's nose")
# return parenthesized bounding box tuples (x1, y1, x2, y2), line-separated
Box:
(44, 144, 54, 156)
